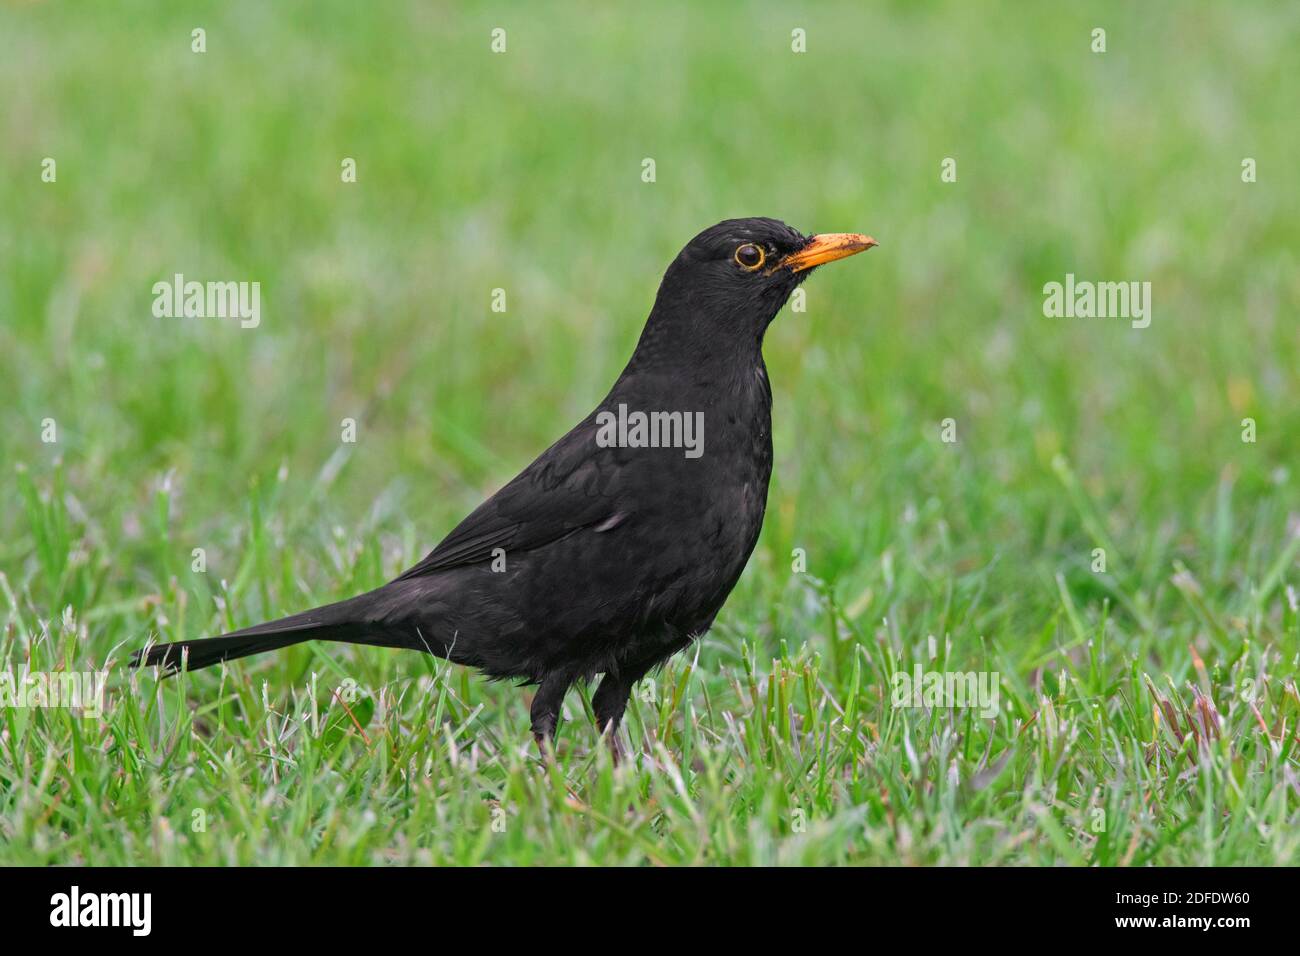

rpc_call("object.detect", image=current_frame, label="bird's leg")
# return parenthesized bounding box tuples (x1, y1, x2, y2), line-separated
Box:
(592, 673, 635, 763)
(529, 672, 572, 755)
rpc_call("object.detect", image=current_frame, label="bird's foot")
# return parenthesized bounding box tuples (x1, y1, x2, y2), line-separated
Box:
(595, 720, 624, 766)
(532, 731, 558, 763)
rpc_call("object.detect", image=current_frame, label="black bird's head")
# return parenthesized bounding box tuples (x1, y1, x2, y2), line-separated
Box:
(636, 217, 877, 367)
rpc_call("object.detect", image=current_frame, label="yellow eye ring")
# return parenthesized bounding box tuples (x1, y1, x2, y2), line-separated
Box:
(734, 243, 765, 271)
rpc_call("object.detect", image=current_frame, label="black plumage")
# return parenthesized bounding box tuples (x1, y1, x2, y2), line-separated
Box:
(130, 217, 876, 749)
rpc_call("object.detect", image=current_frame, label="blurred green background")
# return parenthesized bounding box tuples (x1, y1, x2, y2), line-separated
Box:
(1, 1, 1298, 864)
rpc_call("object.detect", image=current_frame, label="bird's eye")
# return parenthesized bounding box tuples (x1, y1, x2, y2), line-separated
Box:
(734, 243, 765, 271)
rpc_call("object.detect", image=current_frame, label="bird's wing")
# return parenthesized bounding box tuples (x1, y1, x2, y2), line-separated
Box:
(395, 417, 622, 580)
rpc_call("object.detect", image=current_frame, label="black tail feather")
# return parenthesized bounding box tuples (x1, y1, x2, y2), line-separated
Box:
(129, 596, 370, 675)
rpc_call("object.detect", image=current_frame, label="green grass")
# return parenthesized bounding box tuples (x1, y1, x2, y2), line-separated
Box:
(2, 0, 1298, 865)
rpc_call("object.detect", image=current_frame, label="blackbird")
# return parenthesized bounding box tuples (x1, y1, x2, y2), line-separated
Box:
(131, 217, 876, 748)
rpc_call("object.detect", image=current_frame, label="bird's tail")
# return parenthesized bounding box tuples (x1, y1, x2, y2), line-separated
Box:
(129, 593, 379, 675)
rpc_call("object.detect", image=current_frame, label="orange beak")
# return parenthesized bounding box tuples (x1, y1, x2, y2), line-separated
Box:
(777, 233, 878, 273)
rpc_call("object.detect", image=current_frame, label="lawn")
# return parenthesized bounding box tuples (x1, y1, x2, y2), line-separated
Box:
(1, 1, 1298, 865)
